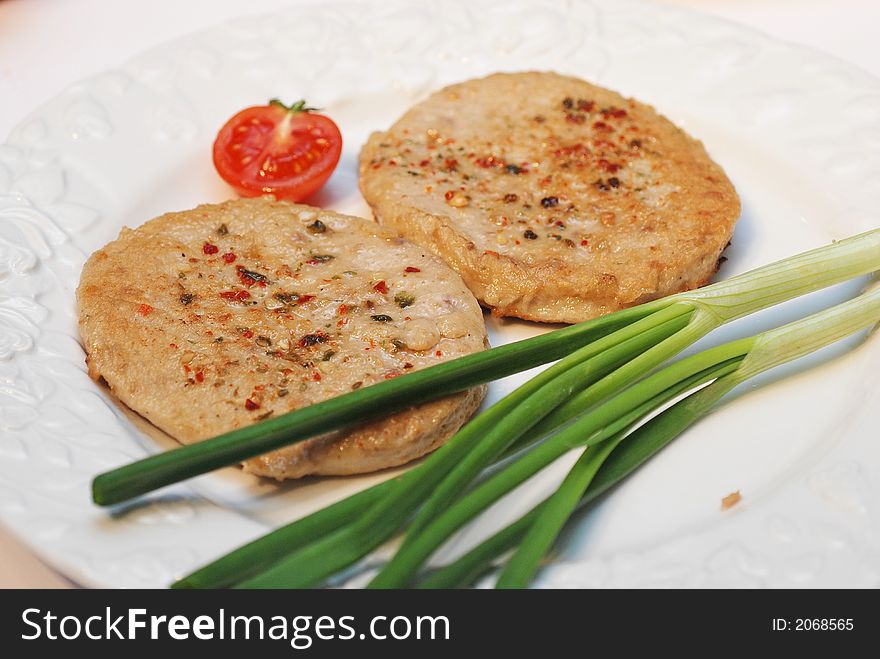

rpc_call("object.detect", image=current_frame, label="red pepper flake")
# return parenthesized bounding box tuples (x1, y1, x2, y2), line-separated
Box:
(388, 159, 397, 166)
(244, 398, 260, 411)
(602, 107, 628, 119)
(566, 113, 586, 124)
(220, 290, 251, 302)
(222, 252, 236, 263)
(237, 266, 269, 287)
(419, 159, 430, 167)
(403, 362, 414, 369)
(435, 350, 443, 357)
(592, 120, 612, 132)
(443, 158, 459, 172)
(373, 280, 388, 294)
(404, 266, 421, 273)
(577, 99, 595, 112)
(337, 304, 349, 315)
(203, 242, 219, 255)
(475, 156, 502, 169)
(138, 303, 154, 316)
(195, 371, 205, 383)
(597, 159, 621, 173)
(242, 330, 254, 339)
(296, 294, 316, 304)
(554, 143, 591, 159)
(580, 239, 590, 247)
(169, 343, 178, 349)
(384, 372, 401, 380)
(313, 371, 322, 382)
(444, 190, 455, 201)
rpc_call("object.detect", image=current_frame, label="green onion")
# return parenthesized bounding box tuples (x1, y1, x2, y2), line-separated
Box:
(169, 230, 879, 588)
(95, 229, 880, 509)
(432, 281, 880, 588)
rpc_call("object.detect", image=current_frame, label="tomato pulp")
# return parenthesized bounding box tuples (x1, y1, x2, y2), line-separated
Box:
(212, 99, 342, 201)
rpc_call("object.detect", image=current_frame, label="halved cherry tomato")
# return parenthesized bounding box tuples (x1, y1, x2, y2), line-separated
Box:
(212, 99, 342, 201)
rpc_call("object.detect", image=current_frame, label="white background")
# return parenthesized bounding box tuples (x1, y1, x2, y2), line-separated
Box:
(1, 0, 878, 587)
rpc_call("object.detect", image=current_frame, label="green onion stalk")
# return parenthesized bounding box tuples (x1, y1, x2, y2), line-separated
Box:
(170, 230, 879, 589)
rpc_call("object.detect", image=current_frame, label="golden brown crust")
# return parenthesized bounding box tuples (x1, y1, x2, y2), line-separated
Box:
(360, 71, 740, 323)
(77, 198, 488, 479)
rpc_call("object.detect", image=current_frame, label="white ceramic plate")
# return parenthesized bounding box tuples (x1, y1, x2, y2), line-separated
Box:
(2, 0, 880, 588)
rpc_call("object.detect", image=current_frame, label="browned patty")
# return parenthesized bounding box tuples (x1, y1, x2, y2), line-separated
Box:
(360, 71, 741, 323)
(77, 198, 487, 479)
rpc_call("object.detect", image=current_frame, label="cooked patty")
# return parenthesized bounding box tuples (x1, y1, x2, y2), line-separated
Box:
(359, 71, 741, 323)
(77, 198, 487, 479)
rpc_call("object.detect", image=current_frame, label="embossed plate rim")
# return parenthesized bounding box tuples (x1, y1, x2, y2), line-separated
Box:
(1, 0, 879, 588)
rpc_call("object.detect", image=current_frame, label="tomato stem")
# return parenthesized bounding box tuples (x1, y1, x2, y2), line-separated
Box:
(269, 98, 321, 114)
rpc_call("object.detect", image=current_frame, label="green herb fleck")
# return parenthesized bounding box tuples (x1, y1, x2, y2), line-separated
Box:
(394, 292, 415, 308)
